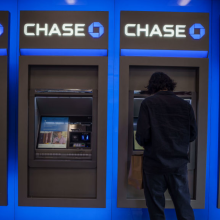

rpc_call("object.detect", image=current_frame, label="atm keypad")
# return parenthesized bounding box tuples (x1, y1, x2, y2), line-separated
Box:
(69, 132, 91, 149)
(36, 152, 92, 160)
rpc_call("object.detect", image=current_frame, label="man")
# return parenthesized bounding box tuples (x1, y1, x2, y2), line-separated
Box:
(136, 72, 197, 220)
(53, 131, 66, 144)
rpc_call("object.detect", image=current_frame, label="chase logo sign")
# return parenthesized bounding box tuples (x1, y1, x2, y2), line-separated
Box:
(189, 23, 205, 40)
(24, 22, 105, 39)
(0, 24, 4, 36)
(88, 22, 104, 38)
(19, 11, 108, 49)
(120, 11, 209, 51)
(124, 23, 205, 40)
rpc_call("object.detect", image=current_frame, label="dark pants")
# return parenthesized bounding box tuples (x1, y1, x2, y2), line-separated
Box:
(143, 170, 195, 220)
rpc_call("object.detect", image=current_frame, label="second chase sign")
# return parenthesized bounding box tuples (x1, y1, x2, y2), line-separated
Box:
(120, 11, 209, 51)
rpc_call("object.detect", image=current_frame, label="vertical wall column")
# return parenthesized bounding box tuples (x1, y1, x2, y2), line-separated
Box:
(0, 11, 9, 206)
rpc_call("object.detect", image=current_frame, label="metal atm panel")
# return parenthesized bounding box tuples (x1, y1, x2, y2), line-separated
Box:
(118, 56, 208, 209)
(18, 56, 108, 207)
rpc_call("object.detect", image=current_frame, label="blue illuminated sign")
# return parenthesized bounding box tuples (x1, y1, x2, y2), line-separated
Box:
(121, 49, 208, 58)
(189, 23, 205, 40)
(0, 24, 4, 36)
(20, 48, 107, 56)
(0, 49, 7, 56)
(88, 22, 104, 38)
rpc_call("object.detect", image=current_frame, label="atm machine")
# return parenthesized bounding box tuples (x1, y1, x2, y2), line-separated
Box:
(118, 58, 209, 209)
(0, 11, 9, 206)
(18, 58, 108, 208)
(117, 11, 209, 209)
(18, 11, 108, 208)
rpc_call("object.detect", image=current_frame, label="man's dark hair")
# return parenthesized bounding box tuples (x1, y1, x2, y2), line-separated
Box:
(146, 72, 176, 94)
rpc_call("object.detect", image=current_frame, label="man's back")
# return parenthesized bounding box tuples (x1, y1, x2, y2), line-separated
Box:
(136, 91, 197, 174)
(136, 72, 196, 220)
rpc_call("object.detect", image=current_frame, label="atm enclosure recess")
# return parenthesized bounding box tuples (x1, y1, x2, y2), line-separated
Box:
(118, 57, 208, 209)
(18, 57, 108, 207)
(0, 11, 9, 206)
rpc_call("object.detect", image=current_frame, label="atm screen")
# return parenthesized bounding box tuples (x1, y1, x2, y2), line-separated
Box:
(133, 130, 144, 151)
(38, 117, 69, 149)
(37, 116, 92, 150)
(184, 99, 191, 105)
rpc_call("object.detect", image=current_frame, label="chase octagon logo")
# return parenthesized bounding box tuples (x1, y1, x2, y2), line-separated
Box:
(0, 24, 4, 36)
(189, 23, 205, 40)
(88, 22, 104, 38)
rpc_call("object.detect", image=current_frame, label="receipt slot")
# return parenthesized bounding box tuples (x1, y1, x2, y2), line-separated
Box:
(18, 57, 108, 207)
(118, 57, 208, 208)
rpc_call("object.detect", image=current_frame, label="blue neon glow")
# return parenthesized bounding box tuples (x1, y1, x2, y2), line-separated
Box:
(121, 49, 208, 58)
(20, 49, 107, 56)
(88, 22, 104, 38)
(189, 23, 205, 40)
(0, 49, 7, 56)
(0, 24, 4, 36)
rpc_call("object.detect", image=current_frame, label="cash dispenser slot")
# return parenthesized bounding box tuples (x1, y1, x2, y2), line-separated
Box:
(28, 90, 98, 169)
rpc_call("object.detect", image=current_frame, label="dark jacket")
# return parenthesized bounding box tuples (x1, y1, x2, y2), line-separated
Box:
(136, 91, 197, 174)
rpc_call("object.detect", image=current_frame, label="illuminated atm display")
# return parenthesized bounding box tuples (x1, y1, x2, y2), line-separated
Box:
(35, 96, 96, 161)
(37, 116, 92, 150)
(38, 117, 69, 149)
(133, 131, 144, 151)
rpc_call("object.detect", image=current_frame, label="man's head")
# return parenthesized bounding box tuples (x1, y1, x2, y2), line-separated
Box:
(147, 72, 176, 94)
(57, 132, 62, 138)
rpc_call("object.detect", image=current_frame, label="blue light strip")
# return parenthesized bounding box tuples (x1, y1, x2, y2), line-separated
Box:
(0, 49, 7, 56)
(20, 49, 108, 56)
(121, 49, 208, 58)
